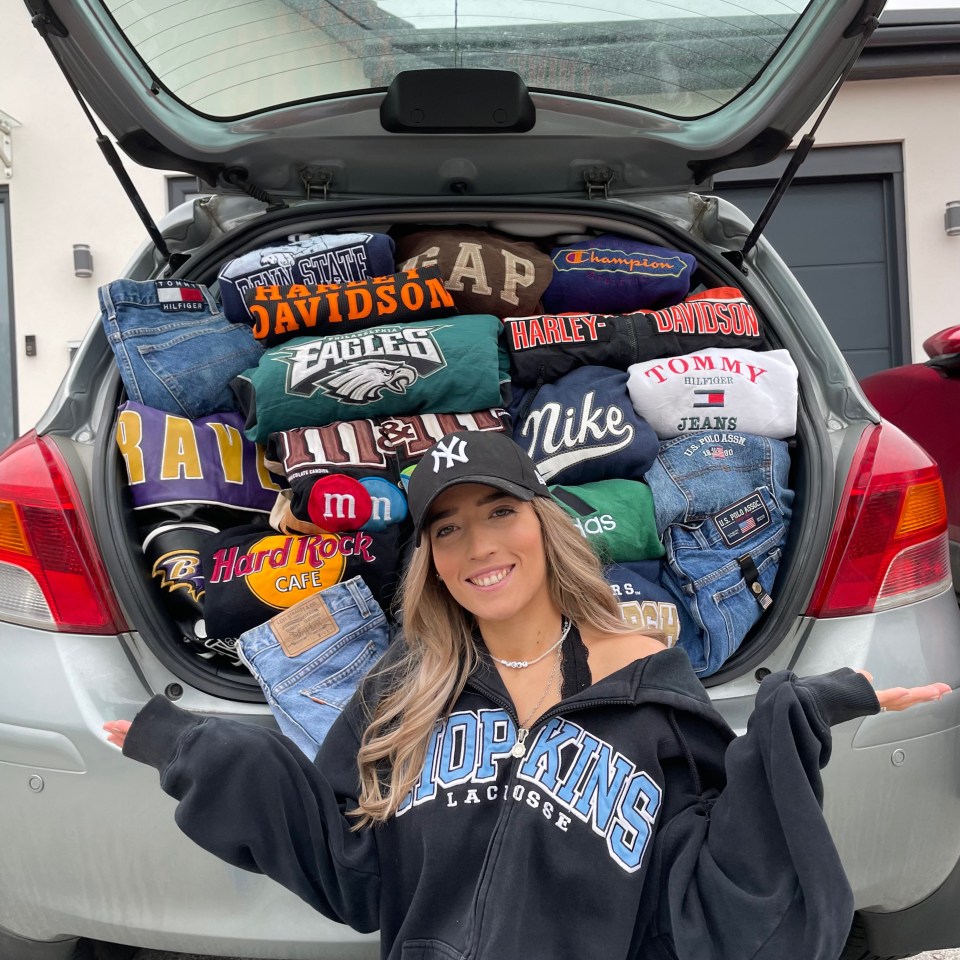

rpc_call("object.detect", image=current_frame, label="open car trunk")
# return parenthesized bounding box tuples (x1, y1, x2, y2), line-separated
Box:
(90, 192, 834, 703)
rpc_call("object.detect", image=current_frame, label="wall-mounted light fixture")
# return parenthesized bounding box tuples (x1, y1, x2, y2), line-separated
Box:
(945, 201, 960, 237)
(72, 243, 94, 278)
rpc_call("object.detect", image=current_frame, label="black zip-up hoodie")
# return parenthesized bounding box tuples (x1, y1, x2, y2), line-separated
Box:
(123, 638, 879, 960)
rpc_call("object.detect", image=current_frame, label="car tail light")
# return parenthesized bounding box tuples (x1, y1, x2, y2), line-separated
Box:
(0, 431, 125, 634)
(807, 421, 951, 618)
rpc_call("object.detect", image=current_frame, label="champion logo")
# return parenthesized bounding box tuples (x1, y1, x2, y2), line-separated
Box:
(431, 437, 469, 472)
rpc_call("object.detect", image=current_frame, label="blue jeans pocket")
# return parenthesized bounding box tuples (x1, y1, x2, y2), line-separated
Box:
(666, 486, 787, 675)
(298, 638, 384, 710)
(237, 579, 390, 758)
(135, 323, 262, 418)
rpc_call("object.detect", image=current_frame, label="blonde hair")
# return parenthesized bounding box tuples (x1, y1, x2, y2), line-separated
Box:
(351, 495, 644, 828)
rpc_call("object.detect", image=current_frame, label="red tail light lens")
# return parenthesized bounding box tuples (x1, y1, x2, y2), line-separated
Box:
(807, 421, 951, 618)
(0, 431, 125, 634)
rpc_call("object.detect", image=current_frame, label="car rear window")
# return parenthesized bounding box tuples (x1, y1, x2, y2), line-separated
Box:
(103, 0, 810, 120)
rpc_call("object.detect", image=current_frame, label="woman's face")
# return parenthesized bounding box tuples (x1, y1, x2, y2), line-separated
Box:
(427, 483, 550, 625)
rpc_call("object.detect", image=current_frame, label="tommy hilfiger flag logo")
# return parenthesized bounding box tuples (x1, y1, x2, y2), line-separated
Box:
(693, 389, 725, 408)
(156, 281, 206, 312)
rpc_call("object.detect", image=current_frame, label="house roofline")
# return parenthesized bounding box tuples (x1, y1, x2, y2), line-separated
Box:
(855, 10, 960, 78)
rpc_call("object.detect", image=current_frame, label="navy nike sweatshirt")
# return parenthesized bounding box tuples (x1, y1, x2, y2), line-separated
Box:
(122, 636, 879, 960)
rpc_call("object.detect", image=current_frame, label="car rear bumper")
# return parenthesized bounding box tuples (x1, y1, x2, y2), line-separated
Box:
(0, 623, 377, 958)
(2, 589, 960, 956)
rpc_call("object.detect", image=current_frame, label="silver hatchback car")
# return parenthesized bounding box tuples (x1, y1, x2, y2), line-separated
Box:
(3, 1, 960, 959)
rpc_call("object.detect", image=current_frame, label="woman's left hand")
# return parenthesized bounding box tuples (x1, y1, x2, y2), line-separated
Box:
(858, 671, 952, 712)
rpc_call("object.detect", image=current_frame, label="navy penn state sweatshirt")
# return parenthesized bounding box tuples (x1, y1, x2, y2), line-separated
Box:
(122, 638, 879, 960)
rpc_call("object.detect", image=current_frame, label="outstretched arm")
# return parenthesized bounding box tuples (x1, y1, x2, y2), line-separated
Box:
(107, 695, 381, 932)
(654, 669, 948, 960)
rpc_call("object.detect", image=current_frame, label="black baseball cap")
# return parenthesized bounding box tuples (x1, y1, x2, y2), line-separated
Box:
(408, 430, 551, 545)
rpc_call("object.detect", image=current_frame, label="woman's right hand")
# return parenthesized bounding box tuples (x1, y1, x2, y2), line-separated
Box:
(103, 719, 132, 749)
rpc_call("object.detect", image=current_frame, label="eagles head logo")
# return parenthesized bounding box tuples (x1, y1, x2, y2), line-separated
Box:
(317, 361, 418, 404)
(276, 326, 448, 400)
(152, 551, 205, 603)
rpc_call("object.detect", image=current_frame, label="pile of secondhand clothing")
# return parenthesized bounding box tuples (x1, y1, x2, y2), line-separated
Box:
(104, 225, 797, 759)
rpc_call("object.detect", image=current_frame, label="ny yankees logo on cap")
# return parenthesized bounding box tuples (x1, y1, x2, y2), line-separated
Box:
(431, 437, 469, 472)
(408, 430, 552, 545)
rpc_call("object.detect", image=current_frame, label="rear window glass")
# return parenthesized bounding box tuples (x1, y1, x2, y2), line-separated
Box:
(103, 0, 810, 120)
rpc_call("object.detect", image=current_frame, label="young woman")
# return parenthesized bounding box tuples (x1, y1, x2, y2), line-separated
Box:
(105, 429, 948, 960)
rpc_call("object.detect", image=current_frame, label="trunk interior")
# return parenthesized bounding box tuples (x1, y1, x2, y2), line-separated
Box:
(93, 196, 822, 702)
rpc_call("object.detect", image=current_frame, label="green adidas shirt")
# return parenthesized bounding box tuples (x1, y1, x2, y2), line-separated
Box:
(232, 315, 509, 444)
(550, 478, 664, 563)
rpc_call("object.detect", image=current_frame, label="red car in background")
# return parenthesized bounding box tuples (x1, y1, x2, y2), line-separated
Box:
(861, 326, 960, 599)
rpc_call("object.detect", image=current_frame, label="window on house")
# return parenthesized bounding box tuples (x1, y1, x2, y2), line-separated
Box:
(166, 176, 210, 212)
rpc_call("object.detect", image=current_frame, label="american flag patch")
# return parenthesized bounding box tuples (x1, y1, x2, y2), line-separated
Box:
(713, 491, 771, 548)
(693, 389, 725, 408)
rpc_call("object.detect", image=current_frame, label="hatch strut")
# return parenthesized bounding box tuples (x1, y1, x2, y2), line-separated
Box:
(723, 9, 881, 273)
(30, 11, 180, 269)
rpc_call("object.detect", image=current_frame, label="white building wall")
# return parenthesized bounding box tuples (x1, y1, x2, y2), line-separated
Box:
(1, 5, 959, 434)
(1, 6, 170, 433)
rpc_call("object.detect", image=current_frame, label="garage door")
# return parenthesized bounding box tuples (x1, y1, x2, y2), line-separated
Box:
(712, 144, 909, 380)
(0, 191, 15, 448)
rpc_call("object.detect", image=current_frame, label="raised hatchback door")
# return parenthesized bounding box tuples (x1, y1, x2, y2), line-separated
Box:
(27, 0, 882, 198)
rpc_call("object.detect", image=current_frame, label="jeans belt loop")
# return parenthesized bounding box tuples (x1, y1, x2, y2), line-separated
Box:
(346, 576, 371, 618)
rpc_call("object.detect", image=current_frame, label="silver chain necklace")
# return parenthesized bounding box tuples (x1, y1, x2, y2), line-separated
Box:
(511, 644, 564, 760)
(489, 617, 571, 670)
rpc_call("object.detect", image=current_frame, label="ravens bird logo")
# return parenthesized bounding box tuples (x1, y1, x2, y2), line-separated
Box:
(317, 361, 418, 404)
(152, 551, 205, 603)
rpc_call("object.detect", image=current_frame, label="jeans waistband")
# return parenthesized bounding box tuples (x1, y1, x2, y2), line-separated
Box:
(99, 278, 219, 314)
(237, 576, 380, 659)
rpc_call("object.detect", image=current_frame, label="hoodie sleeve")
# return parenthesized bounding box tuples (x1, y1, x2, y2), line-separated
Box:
(652, 667, 879, 960)
(122, 694, 381, 932)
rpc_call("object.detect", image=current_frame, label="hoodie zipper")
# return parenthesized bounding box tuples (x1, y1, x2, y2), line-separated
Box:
(460, 679, 636, 959)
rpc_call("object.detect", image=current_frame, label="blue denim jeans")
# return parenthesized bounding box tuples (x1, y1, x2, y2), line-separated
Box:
(645, 432, 794, 676)
(237, 577, 390, 760)
(99, 278, 263, 418)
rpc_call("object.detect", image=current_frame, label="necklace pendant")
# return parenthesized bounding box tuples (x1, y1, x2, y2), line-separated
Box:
(511, 730, 528, 759)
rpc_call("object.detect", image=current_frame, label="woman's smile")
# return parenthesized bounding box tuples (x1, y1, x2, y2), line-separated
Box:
(428, 483, 550, 624)
(466, 564, 515, 589)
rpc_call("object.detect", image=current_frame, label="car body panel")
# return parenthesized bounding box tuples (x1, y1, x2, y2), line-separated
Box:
(0, 626, 378, 959)
(2, 587, 959, 955)
(28, 0, 885, 196)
